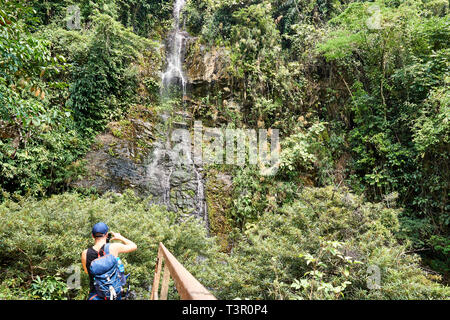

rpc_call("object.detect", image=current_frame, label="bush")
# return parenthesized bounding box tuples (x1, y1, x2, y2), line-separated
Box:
(29, 275, 68, 300)
(0, 124, 91, 198)
(66, 13, 157, 130)
(218, 186, 450, 299)
(0, 190, 227, 299)
(316, 0, 449, 272)
(0, 187, 448, 299)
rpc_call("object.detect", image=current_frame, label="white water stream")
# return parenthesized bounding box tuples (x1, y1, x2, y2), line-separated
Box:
(161, 0, 188, 96)
(153, 0, 209, 228)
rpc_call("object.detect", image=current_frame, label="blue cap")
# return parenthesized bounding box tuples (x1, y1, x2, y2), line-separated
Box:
(92, 222, 109, 236)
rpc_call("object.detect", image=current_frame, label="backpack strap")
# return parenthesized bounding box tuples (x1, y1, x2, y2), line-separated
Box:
(104, 243, 111, 255)
(97, 244, 109, 258)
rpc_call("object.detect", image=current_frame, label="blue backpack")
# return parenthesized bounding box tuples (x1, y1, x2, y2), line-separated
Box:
(89, 243, 126, 300)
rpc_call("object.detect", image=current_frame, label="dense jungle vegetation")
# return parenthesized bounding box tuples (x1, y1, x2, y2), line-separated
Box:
(0, 0, 448, 299)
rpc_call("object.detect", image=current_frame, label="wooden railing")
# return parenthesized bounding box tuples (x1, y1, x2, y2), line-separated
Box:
(150, 242, 217, 300)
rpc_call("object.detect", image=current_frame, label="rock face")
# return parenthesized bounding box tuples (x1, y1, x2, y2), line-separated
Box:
(72, 13, 232, 230)
(185, 42, 230, 84)
(143, 116, 208, 226)
(71, 119, 154, 194)
(71, 110, 209, 227)
(205, 169, 233, 252)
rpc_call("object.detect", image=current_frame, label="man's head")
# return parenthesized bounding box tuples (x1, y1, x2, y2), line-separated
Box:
(92, 222, 109, 239)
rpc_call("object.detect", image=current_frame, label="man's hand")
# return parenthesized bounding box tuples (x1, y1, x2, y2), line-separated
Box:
(110, 232, 124, 241)
(109, 232, 137, 256)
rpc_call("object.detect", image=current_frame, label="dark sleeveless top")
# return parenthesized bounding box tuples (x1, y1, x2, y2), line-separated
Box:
(86, 244, 106, 293)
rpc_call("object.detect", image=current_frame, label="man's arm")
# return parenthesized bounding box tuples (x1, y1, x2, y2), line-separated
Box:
(109, 232, 137, 256)
(81, 249, 88, 274)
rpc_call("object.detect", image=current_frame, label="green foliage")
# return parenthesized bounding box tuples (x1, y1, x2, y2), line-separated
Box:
(427, 235, 450, 274)
(116, 0, 173, 37)
(0, 1, 66, 131)
(228, 1, 286, 124)
(230, 166, 267, 228)
(219, 186, 449, 299)
(1, 0, 449, 298)
(32, 0, 120, 26)
(189, 0, 307, 130)
(316, 0, 449, 272)
(0, 0, 89, 198)
(0, 124, 91, 198)
(2, 1, 161, 198)
(30, 275, 68, 300)
(1, 187, 448, 300)
(0, 2, 52, 83)
(292, 241, 359, 299)
(66, 13, 156, 130)
(0, 191, 227, 299)
(273, 0, 345, 49)
(279, 121, 329, 178)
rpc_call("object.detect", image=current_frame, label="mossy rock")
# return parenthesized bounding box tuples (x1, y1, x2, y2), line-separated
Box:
(205, 168, 233, 252)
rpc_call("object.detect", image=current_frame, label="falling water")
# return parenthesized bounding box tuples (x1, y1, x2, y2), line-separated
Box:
(73, 0, 209, 229)
(161, 0, 188, 97)
(146, 0, 209, 228)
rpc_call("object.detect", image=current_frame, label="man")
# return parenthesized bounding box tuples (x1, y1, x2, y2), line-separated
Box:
(81, 222, 137, 300)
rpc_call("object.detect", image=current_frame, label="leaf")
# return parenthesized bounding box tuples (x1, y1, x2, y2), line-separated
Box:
(343, 269, 350, 277)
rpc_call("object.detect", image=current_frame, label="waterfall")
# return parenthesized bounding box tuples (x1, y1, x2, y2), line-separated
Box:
(161, 0, 188, 97)
(145, 0, 209, 228)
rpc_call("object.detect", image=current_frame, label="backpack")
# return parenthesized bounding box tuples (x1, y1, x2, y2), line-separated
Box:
(89, 243, 124, 300)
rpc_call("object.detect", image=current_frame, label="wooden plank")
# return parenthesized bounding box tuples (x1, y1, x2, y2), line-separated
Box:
(160, 262, 171, 300)
(150, 246, 163, 300)
(159, 242, 216, 300)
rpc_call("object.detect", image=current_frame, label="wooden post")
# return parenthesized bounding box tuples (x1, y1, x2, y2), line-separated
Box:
(160, 263, 171, 300)
(150, 246, 163, 300)
(150, 242, 216, 300)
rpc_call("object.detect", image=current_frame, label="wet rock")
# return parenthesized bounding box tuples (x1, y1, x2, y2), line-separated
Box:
(172, 121, 188, 129)
(72, 114, 209, 229)
(174, 110, 192, 119)
(205, 169, 233, 252)
(185, 41, 230, 84)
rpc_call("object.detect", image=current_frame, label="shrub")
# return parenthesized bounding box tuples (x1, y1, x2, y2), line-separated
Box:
(0, 187, 448, 299)
(29, 275, 68, 300)
(0, 190, 226, 299)
(218, 186, 449, 299)
(65, 13, 158, 130)
(0, 124, 91, 198)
